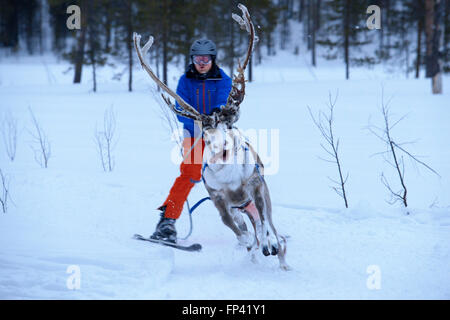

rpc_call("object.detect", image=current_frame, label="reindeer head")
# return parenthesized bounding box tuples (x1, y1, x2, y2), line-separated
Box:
(202, 123, 232, 162)
(134, 3, 257, 158)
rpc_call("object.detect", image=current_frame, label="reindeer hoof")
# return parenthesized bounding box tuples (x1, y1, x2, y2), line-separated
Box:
(262, 246, 270, 256)
(271, 245, 278, 256)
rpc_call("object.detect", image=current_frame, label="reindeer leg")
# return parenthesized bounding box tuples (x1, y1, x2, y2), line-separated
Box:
(260, 182, 290, 270)
(231, 207, 248, 233)
(212, 196, 244, 240)
(257, 185, 279, 256)
(248, 190, 272, 257)
(231, 208, 253, 248)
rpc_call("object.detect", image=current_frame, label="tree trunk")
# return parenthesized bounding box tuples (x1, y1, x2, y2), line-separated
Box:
(298, 0, 305, 22)
(162, 0, 169, 86)
(280, 0, 290, 50)
(25, 2, 35, 54)
(402, 12, 410, 78)
(432, 73, 442, 93)
(127, 0, 133, 92)
(74, 0, 87, 83)
(432, 0, 444, 94)
(415, 10, 423, 78)
(385, 0, 391, 57)
(445, 0, 450, 61)
(37, 1, 43, 55)
(306, 0, 311, 50)
(104, 8, 112, 52)
(311, 0, 316, 67)
(267, 32, 274, 56)
(163, 39, 168, 86)
(316, 0, 321, 30)
(425, 0, 444, 94)
(92, 59, 97, 92)
(127, 32, 132, 92)
(344, 0, 350, 79)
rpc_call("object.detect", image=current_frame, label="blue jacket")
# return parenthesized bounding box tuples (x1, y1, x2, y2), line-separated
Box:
(175, 64, 232, 137)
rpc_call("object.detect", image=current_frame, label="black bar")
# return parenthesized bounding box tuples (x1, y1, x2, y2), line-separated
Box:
(0, 300, 448, 318)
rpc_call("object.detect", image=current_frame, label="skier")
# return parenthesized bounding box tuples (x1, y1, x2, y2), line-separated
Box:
(150, 39, 232, 243)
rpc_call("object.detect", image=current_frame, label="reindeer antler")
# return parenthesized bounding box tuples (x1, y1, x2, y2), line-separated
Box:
(232, 3, 257, 73)
(133, 33, 202, 121)
(223, 4, 258, 125)
(134, 4, 257, 130)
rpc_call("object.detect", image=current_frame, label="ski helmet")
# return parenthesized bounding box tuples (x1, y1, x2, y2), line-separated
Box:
(190, 39, 217, 58)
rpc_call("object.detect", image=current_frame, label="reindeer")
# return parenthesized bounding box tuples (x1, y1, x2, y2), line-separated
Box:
(133, 4, 289, 270)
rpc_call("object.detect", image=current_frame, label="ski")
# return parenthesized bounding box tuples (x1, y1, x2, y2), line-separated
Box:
(133, 234, 202, 252)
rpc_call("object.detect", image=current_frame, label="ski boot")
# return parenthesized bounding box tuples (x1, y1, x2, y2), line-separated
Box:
(150, 206, 177, 243)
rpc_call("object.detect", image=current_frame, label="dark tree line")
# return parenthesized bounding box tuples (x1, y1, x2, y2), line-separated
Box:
(1, 0, 448, 90)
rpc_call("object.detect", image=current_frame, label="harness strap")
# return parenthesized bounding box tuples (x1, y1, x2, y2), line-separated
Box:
(179, 195, 211, 240)
(231, 199, 252, 211)
(189, 196, 211, 214)
(201, 163, 208, 183)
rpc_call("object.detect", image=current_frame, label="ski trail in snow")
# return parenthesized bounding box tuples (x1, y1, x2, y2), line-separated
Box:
(273, 201, 341, 214)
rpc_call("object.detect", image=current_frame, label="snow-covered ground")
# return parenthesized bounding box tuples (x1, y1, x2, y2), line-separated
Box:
(0, 52, 449, 299)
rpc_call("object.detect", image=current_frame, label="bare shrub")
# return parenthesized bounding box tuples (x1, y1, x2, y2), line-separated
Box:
(308, 91, 349, 208)
(367, 89, 440, 210)
(0, 169, 10, 213)
(94, 107, 117, 172)
(1, 111, 18, 162)
(28, 107, 51, 168)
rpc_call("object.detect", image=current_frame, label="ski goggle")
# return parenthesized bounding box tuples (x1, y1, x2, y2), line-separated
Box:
(193, 55, 212, 66)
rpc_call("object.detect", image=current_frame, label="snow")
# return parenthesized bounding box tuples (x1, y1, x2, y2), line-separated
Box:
(0, 52, 449, 299)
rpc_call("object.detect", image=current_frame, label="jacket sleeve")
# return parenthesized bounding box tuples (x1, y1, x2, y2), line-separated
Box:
(211, 73, 232, 113)
(175, 76, 193, 126)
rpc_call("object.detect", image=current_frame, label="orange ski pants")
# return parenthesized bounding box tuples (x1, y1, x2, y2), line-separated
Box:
(159, 137, 205, 219)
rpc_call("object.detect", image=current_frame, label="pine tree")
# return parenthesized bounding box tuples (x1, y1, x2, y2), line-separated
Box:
(48, 0, 72, 53)
(0, 0, 21, 49)
(70, 0, 87, 83)
(317, 0, 374, 79)
(385, 1, 416, 77)
(0, 0, 43, 53)
(85, 0, 108, 92)
(414, 0, 426, 78)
